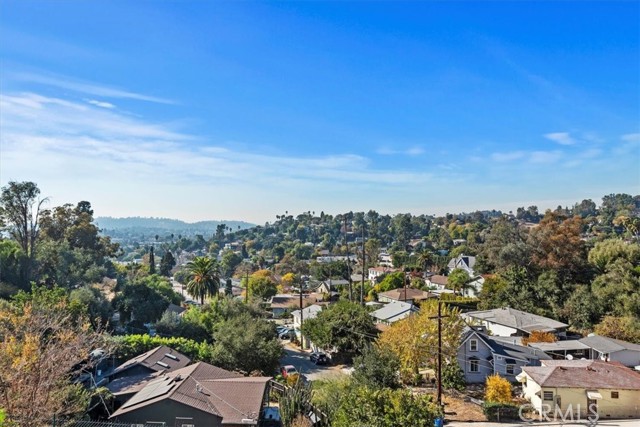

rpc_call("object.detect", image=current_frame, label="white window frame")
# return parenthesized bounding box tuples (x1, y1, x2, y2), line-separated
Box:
(543, 391, 554, 401)
(470, 339, 478, 352)
(506, 364, 514, 375)
(469, 359, 479, 373)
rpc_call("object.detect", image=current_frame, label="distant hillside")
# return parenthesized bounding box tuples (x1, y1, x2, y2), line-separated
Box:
(95, 216, 255, 232)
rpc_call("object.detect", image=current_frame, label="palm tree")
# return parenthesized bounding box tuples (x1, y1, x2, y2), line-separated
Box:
(186, 256, 220, 304)
(417, 249, 433, 273)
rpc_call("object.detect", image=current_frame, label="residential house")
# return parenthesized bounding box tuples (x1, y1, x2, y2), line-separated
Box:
(518, 360, 640, 419)
(370, 300, 419, 329)
(447, 254, 476, 276)
(269, 294, 312, 318)
(378, 288, 436, 304)
(457, 327, 551, 384)
(463, 307, 568, 338)
(379, 252, 393, 267)
(425, 274, 448, 290)
(111, 362, 271, 426)
(368, 266, 398, 282)
(524, 340, 591, 361)
(316, 279, 348, 296)
(579, 335, 640, 367)
(109, 346, 191, 382)
(291, 304, 323, 349)
(164, 303, 186, 318)
(462, 276, 485, 298)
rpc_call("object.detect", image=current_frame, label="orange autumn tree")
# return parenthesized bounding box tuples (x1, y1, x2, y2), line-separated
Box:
(522, 330, 557, 346)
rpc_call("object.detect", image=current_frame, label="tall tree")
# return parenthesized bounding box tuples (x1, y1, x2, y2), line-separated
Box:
(148, 245, 156, 274)
(0, 181, 47, 286)
(186, 256, 221, 304)
(159, 250, 176, 276)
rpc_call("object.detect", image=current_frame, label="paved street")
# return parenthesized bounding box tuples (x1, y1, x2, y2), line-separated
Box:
(280, 343, 346, 382)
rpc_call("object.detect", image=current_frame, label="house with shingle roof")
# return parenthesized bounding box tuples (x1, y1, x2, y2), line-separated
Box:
(378, 287, 437, 304)
(518, 360, 640, 419)
(111, 362, 271, 426)
(579, 334, 640, 367)
(110, 346, 191, 381)
(457, 327, 551, 383)
(370, 300, 419, 327)
(463, 307, 568, 338)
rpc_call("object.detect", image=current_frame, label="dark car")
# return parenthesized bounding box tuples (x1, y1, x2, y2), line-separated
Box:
(310, 352, 328, 365)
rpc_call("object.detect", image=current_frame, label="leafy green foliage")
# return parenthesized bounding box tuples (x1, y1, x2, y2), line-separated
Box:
(352, 345, 401, 389)
(209, 312, 283, 374)
(303, 301, 377, 362)
(442, 362, 465, 391)
(332, 386, 439, 427)
(159, 250, 176, 276)
(111, 334, 214, 363)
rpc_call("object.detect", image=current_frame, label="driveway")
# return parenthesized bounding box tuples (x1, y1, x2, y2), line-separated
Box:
(280, 343, 346, 382)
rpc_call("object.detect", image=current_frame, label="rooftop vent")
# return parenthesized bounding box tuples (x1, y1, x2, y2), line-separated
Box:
(165, 353, 179, 361)
(156, 361, 169, 368)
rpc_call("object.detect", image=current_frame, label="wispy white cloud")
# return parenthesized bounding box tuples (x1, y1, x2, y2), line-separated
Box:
(490, 151, 525, 162)
(621, 133, 640, 142)
(9, 72, 174, 104)
(0, 91, 434, 192)
(86, 99, 116, 109)
(490, 149, 562, 164)
(530, 150, 562, 164)
(376, 146, 425, 156)
(544, 132, 576, 146)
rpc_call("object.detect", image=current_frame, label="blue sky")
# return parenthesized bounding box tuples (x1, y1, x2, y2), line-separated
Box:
(1, 1, 638, 223)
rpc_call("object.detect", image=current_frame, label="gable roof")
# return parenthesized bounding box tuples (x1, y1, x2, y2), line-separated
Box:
(112, 346, 191, 376)
(370, 300, 418, 323)
(521, 360, 640, 390)
(291, 304, 323, 321)
(465, 307, 567, 333)
(579, 335, 640, 354)
(111, 362, 270, 425)
(428, 275, 448, 286)
(447, 254, 476, 270)
(461, 328, 551, 363)
(165, 303, 186, 316)
(378, 288, 437, 301)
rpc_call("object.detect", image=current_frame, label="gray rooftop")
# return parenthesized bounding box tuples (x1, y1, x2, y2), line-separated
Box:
(370, 300, 418, 323)
(465, 307, 568, 333)
(579, 335, 640, 353)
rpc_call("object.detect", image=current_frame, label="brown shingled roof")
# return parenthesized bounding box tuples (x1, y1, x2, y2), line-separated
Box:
(112, 345, 191, 376)
(378, 287, 437, 301)
(522, 360, 640, 390)
(111, 362, 270, 425)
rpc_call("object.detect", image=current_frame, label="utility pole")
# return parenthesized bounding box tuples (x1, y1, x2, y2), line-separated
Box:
(360, 224, 365, 306)
(245, 270, 249, 304)
(344, 216, 352, 302)
(428, 300, 449, 409)
(299, 282, 304, 349)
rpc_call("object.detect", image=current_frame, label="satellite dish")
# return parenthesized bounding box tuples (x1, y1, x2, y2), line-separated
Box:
(565, 354, 574, 360)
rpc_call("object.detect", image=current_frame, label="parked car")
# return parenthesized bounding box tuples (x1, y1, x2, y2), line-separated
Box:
(280, 365, 298, 378)
(309, 352, 328, 365)
(276, 326, 288, 335)
(278, 329, 294, 340)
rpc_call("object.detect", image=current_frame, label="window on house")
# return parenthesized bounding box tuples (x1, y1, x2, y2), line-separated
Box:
(543, 391, 554, 401)
(506, 364, 514, 375)
(611, 391, 619, 399)
(469, 359, 479, 372)
(470, 339, 478, 352)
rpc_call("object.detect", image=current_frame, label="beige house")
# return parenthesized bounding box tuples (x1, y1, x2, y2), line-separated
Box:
(518, 360, 640, 420)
